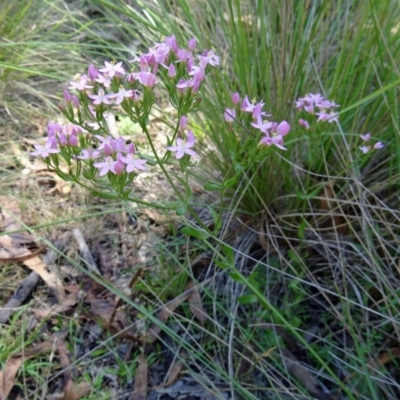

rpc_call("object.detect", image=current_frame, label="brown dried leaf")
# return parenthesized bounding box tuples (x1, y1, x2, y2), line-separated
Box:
(186, 280, 208, 326)
(0, 245, 44, 264)
(375, 347, 400, 366)
(0, 357, 24, 400)
(0, 196, 33, 244)
(33, 296, 78, 319)
(344, 347, 400, 383)
(130, 352, 148, 400)
(57, 341, 91, 400)
(22, 255, 66, 302)
(0, 196, 65, 300)
(86, 295, 137, 341)
(147, 291, 191, 343)
(1, 334, 66, 399)
(152, 359, 183, 390)
(281, 349, 330, 400)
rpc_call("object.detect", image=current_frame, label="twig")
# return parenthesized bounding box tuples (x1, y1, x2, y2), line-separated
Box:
(73, 228, 101, 275)
(0, 234, 70, 324)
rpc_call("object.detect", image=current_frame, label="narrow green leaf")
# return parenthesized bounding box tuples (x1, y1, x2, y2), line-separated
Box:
(204, 182, 223, 191)
(237, 294, 258, 304)
(181, 226, 210, 240)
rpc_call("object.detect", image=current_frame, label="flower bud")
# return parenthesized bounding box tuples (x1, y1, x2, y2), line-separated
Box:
(168, 63, 176, 78)
(231, 92, 240, 104)
(298, 119, 310, 129)
(88, 64, 99, 81)
(114, 160, 125, 174)
(71, 95, 80, 108)
(69, 135, 78, 146)
(188, 38, 197, 50)
(64, 89, 72, 102)
(58, 133, 67, 146)
(179, 115, 187, 130)
(276, 121, 290, 136)
(103, 143, 113, 156)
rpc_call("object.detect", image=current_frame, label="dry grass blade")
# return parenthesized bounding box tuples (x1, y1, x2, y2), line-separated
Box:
(130, 352, 148, 400)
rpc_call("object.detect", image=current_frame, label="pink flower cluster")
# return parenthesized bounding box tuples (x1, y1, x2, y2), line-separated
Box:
(63, 35, 219, 110)
(359, 133, 384, 154)
(30, 121, 147, 177)
(90, 136, 147, 176)
(296, 93, 340, 127)
(30, 35, 215, 182)
(30, 122, 83, 157)
(224, 93, 291, 150)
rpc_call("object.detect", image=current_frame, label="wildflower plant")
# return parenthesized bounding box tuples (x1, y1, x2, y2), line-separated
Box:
(30, 36, 384, 228)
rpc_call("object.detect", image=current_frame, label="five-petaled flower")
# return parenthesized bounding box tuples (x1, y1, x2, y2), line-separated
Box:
(119, 153, 148, 172)
(166, 130, 197, 159)
(99, 61, 125, 78)
(88, 89, 113, 105)
(94, 156, 118, 176)
(30, 138, 60, 158)
(68, 75, 93, 91)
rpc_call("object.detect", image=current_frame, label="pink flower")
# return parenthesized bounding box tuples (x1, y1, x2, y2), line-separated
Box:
(199, 49, 220, 68)
(298, 119, 310, 129)
(30, 138, 60, 157)
(164, 35, 179, 53)
(241, 95, 256, 112)
(374, 142, 384, 149)
(99, 61, 125, 78)
(252, 101, 268, 120)
(316, 111, 339, 123)
(109, 88, 134, 105)
(327, 111, 339, 123)
(150, 43, 170, 63)
(224, 108, 236, 123)
(166, 130, 197, 159)
(176, 49, 190, 62)
(259, 134, 287, 151)
(88, 89, 113, 105)
(359, 146, 371, 154)
(95, 135, 114, 150)
(94, 156, 118, 176)
(119, 153, 147, 172)
(360, 133, 371, 142)
(77, 148, 101, 160)
(251, 117, 273, 133)
(95, 74, 112, 88)
(68, 75, 93, 91)
(138, 71, 157, 87)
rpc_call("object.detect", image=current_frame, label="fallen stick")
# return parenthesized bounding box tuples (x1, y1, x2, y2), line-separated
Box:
(0, 234, 70, 324)
(73, 229, 101, 275)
